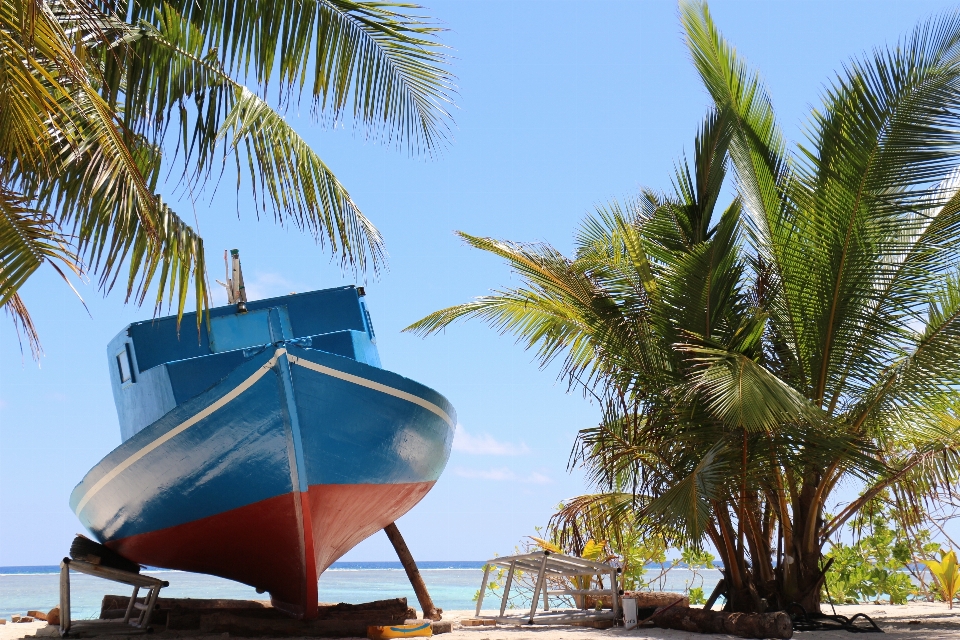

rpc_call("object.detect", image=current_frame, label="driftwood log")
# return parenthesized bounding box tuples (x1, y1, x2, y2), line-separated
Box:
(623, 591, 689, 608)
(201, 610, 407, 638)
(101, 595, 270, 618)
(654, 607, 793, 639)
(383, 522, 441, 620)
(99, 595, 414, 636)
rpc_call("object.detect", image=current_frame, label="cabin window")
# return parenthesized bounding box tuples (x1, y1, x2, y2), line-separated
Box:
(117, 348, 133, 384)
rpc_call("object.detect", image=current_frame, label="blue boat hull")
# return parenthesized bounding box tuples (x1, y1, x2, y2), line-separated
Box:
(72, 340, 455, 618)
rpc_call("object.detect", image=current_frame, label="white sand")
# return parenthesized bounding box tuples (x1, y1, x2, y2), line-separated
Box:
(440, 604, 960, 639)
(4, 603, 960, 639)
(0, 621, 48, 640)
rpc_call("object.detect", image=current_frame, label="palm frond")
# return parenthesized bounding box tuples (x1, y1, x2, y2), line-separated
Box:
(90, 12, 386, 274)
(669, 108, 732, 245)
(24, 87, 209, 322)
(574, 198, 659, 305)
(852, 271, 960, 434)
(126, 0, 455, 153)
(680, 0, 789, 254)
(0, 0, 92, 177)
(404, 230, 671, 394)
(680, 0, 807, 396)
(221, 87, 384, 273)
(640, 442, 732, 545)
(657, 199, 747, 345)
(824, 411, 960, 540)
(825, 169, 960, 412)
(0, 186, 80, 307)
(550, 492, 642, 553)
(679, 342, 825, 433)
(3, 0, 208, 326)
(788, 9, 960, 407)
(0, 186, 85, 360)
(3, 292, 42, 360)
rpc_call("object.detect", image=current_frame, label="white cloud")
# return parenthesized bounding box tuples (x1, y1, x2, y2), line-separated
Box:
(452, 425, 530, 456)
(454, 467, 551, 484)
(526, 472, 552, 485)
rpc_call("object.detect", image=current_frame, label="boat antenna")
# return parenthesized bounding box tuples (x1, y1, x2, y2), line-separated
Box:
(215, 249, 248, 312)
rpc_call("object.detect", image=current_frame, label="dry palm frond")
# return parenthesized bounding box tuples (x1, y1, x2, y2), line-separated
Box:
(4, 292, 42, 361)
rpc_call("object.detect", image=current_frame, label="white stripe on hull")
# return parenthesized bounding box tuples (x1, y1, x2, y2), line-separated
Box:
(74, 348, 452, 516)
(286, 354, 454, 427)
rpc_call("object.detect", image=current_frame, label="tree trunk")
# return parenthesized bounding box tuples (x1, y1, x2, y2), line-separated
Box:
(383, 523, 442, 620)
(778, 474, 825, 616)
(706, 475, 831, 616)
(792, 555, 830, 616)
(654, 607, 792, 639)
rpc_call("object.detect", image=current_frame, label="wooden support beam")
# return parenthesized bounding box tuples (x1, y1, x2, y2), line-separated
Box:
(703, 577, 726, 611)
(383, 523, 442, 621)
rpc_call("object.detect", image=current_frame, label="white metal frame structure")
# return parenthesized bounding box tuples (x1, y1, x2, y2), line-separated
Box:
(474, 551, 621, 626)
(59, 557, 168, 636)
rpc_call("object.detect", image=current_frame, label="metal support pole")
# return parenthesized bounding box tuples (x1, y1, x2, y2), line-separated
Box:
(609, 568, 620, 620)
(499, 561, 516, 617)
(139, 585, 161, 629)
(123, 586, 139, 623)
(475, 565, 491, 617)
(528, 552, 550, 624)
(59, 559, 71, 636)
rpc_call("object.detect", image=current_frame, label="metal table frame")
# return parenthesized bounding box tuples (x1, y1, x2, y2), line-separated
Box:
(59, 557, 168, 636)
(474, 551, 621, 625)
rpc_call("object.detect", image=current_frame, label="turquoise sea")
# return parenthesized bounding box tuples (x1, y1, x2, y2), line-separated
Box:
(0, 562, 722, 620)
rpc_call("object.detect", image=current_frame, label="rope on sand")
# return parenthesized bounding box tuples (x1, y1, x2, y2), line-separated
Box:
(788, 603, 884, 633)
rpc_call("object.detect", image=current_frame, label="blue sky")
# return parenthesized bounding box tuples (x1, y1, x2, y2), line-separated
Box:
(1, 0, 957, 566)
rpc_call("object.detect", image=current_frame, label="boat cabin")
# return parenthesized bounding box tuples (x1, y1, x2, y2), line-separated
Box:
(106, 286, 380, 442)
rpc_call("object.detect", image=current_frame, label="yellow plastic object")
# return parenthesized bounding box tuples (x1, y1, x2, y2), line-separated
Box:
(367, 622, 433, 639)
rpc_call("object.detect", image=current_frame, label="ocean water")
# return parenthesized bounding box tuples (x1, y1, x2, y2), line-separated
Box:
(0, 563, 721, 620)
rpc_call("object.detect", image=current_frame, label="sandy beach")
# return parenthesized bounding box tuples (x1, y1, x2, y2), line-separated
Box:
(4, 603, 960, 640)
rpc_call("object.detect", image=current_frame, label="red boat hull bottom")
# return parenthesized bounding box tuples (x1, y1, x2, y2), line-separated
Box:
(107, 481, 435, 619)
(307, 481, 434, 573)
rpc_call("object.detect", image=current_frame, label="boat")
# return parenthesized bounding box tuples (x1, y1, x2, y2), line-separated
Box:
(70, 256, 456, 619)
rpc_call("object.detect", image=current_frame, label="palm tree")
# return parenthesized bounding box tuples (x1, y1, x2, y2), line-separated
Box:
(406, 2, 960, 614)
(1, 0, 453, 357)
